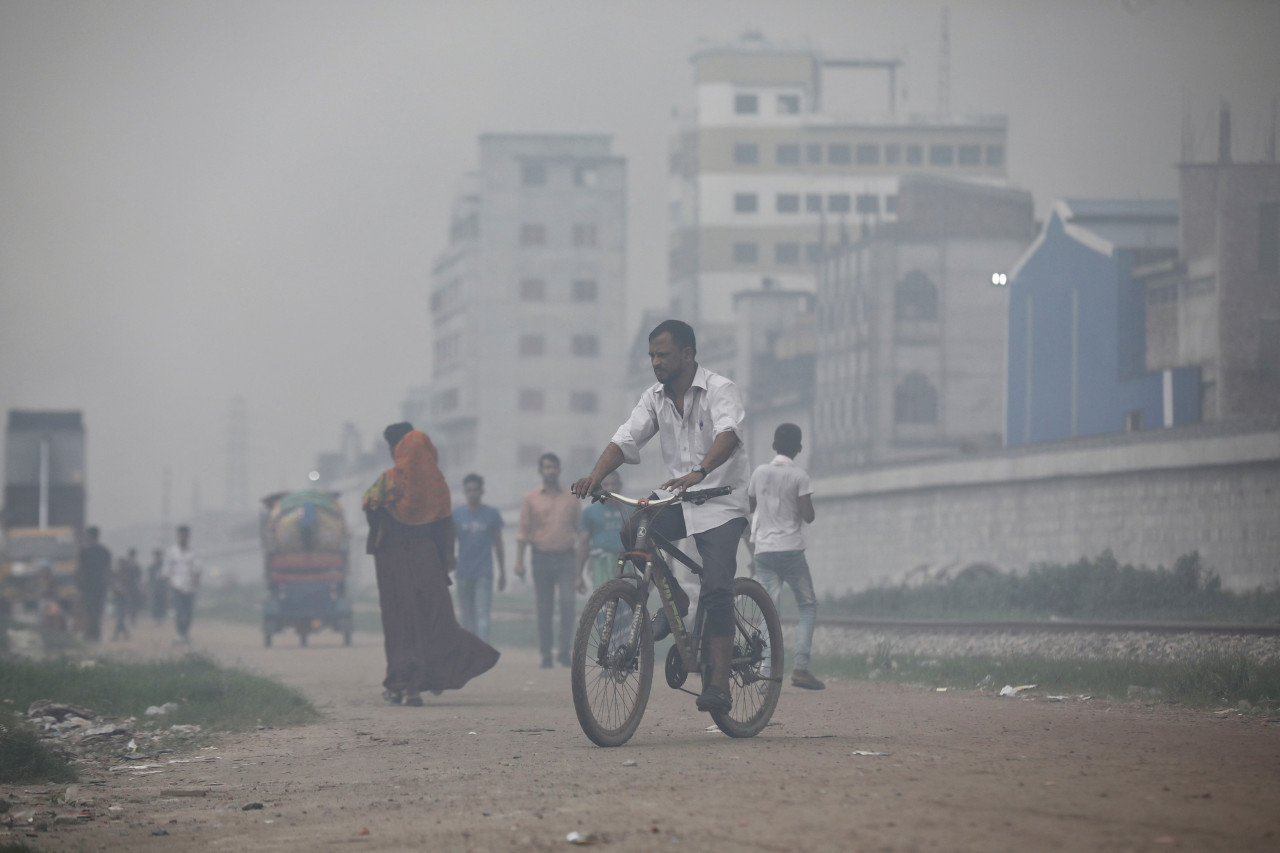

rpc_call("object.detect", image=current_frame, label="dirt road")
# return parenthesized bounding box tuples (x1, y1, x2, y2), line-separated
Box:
(13, 617, 1280, 852)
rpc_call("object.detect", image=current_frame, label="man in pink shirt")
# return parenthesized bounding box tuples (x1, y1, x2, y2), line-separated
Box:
(515, 453, 582, 668)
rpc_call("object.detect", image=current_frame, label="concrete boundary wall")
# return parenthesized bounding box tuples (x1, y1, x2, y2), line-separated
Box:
(805, 428, 1280, 594)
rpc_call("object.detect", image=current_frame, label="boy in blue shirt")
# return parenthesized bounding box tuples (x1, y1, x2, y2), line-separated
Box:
(576, 471, 625, 592)
(452, 473, 506, 642)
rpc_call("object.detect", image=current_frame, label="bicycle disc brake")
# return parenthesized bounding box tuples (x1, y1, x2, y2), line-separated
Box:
(664, 644, 688, 689)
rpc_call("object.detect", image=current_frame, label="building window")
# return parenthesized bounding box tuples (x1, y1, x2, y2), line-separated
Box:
(572, 334, 599, 356)
(886, 195, 898, 214)
(805, 193, 823, 213)
(776, 193, 800, 213)
(895, 271, 938, 321)
(906, 144, 923, 165)
(520, 223, 546, 246)
(572, 223, 598, 247)
(986, 145, 1005, 167)
(894, 373, 938, 424)
(734, 93, 758, 114)
(570, 391, 598, 412)
(517, 443, 543, 467)
(519, 389, 545, 412)
(734, 193, 758, 213)
(827, 143, 851, 164)
(572, 279, 598, 301)
(574, 165, 598, 187)
(521, 162, 547, 186)
(433, 387, 459, 416)
(958, 144, 982, 166)
(805, 143, 822, 164)
(1260, 202, 1279, 274)
(776, 143, 800, 165)
(885, 143, 902, 165)
(733, 143, 759, 165)
(827, 193, 851, 213)
(856, 194, 880, 215)
(929, 144, 955, 165)
(856, 144, 880, 165)
(519, 334, 545, 357)
(776, 93, 800, 114)
(805, 243, 823, 263)
(775, 243, 800, 264)
(732, 242, 758, 264)
(520, 278, 546, 301)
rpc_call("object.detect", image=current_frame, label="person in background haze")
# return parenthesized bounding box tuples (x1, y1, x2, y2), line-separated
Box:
(576, 470, 625, 592)
(452, 473, 506, 643)
(162, 525, 202, 644)
(120, 547, 144, 626)
(110, 554, 132, 641)
(748, 423, 824, 690)
(147, 547, 167, 624)
(363, 423, 498, 706)
(515, 452, 581, 669)
(77, 526, 112, 643)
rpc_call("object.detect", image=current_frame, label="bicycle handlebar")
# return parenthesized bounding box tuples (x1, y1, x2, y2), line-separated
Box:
(592, 486, 733, 508)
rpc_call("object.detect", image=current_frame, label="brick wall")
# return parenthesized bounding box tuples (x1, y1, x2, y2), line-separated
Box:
(805, 423, 1280, 594)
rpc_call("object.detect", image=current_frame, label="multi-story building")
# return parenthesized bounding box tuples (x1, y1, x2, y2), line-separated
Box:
(426, 134, 627, 507)
(1005, 198, 1201, 446)
(669, 31, 1009, 327)
(814, 174, 1035, 471)
(1138, 107, 1280, 422)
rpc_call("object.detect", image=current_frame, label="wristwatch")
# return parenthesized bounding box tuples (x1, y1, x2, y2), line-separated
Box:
(693, 466, 708, 478)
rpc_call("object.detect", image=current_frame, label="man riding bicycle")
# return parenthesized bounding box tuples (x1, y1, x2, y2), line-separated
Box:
(571, 319, 750, 715)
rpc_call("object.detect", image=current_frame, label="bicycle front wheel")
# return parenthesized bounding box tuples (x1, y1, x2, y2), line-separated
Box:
(571, 578, 654, 747)
(708, 576, 784, 738)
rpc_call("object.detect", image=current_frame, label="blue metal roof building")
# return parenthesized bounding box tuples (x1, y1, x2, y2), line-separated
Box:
(1005, 199, 1200, 445)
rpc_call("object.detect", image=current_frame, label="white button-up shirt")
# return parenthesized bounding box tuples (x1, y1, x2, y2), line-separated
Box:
(162, 545, 202, 594)
(610, 366, 750, 535)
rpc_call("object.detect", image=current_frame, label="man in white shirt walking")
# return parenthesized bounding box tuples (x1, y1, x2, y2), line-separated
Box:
(572, 319, 750, 715)
(748, 423, 825, 690)
(162, 525, 202, 644)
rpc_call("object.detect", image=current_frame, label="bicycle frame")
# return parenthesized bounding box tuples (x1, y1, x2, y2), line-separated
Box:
(592, 487, 730, 678)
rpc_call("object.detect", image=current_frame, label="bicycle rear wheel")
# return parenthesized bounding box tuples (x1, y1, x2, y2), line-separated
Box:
(708, 577, 783, 738)
(571, 579, 653, 747)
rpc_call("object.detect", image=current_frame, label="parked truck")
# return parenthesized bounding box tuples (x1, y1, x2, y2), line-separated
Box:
(259, 489, 352, 646)
(1, 410, 86, 615)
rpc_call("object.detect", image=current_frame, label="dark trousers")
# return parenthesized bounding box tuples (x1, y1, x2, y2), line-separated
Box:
(172, 590, 196, 638)
(531, 550, 575, 661)
(648, 507, 747, 638)
(81, 588, 106, 642)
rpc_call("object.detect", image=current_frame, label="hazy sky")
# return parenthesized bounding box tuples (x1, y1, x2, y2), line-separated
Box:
(1, 0, 1277, 533)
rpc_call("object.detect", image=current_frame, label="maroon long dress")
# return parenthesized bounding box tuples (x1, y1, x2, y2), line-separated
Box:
(371, 513, 499, 694)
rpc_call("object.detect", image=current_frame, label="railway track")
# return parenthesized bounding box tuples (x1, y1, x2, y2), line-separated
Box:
(804, 615, 1280, 636)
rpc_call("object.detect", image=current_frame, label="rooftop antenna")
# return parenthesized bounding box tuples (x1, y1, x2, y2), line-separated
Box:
(1180, 90, 1193, 163)
(938, 6, 951, 119)
(1268, 97, 1277, 163)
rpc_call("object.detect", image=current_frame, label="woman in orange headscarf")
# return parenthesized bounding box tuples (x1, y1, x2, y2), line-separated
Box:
(363, 423, 498, 705)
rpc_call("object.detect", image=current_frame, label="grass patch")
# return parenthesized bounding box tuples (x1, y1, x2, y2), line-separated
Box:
(0, 654, 319, 732)
(0, 720, 77, 784)
(825, 551, 1280, 623)
(811, 648, 1280, 710)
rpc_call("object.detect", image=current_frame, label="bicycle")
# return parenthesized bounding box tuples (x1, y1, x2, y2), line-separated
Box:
(569, 486, 784, 747)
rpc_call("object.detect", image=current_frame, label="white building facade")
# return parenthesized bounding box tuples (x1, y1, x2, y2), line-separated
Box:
(670, 32, 1009, 326)
(427, 134, 627, 508)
